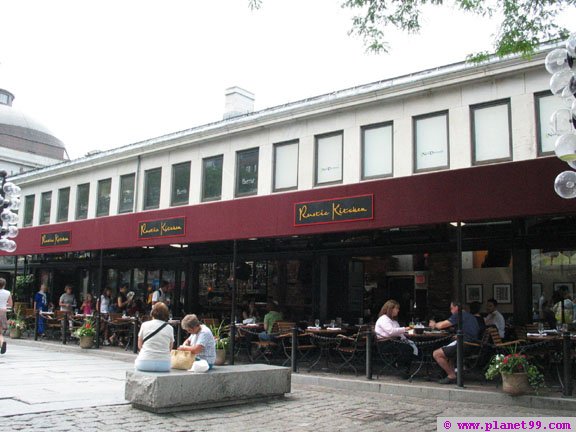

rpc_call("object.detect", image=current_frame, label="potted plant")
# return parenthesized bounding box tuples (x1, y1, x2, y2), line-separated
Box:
(74, 319, 96, 349)
(485, 352, 545, 395)
(8, 316, 27, 339)
(208, 322, 229, 365)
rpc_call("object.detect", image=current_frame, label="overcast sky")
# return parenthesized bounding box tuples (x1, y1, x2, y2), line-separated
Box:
(1, 1, 575, 160)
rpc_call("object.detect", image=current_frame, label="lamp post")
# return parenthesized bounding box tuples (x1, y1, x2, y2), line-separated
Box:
(544, 36, 576, 396)
(0, 170, 20, 252)
(545, 34, 576, 198)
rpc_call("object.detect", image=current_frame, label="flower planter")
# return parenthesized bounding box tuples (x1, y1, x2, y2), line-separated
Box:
(9, 328, 22, 339)
(501, 372, 531, 396)
(215, 348, 227, 365)
(79, 335, 94, 349)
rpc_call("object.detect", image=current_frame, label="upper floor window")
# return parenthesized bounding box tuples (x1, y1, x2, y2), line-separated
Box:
(97, 178, 112, 217)
(535, 91, 566, 156)
(236, 148, 259, 197)
(24, 195, 35, 227)
(273, 140, 298, 191)
(144, 168, 162, 210)
(76, 183, 90, 220)
(57, 187, 70, 222)
(39, 191, 52, 225)
(471, 99, 512, 165)
(202, 155, 223, 202)
(315, 131, 343, 185)
(118, 174, 135, 213)
(362, 122, 393, 179)
(171, 162, 191, 206)
(413, 112, 449, 172)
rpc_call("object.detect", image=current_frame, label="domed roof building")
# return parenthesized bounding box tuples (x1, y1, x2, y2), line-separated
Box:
(0, 87, 68, 175)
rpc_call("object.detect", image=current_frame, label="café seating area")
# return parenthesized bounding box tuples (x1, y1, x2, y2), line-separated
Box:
(12, 310, 576, 394)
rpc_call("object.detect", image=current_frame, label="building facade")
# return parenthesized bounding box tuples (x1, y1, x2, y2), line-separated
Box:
(4, 47, 575, 325)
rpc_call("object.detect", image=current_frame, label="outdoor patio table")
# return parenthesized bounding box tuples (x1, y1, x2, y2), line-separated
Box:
(306, 327, 345, 372)
(405, 331, 452, 381)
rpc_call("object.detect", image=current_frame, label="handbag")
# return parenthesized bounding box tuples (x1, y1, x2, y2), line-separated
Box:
(171, 349, 196, 370)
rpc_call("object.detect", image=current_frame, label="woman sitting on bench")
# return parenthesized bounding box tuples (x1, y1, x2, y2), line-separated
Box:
(135, 302, 174, 372)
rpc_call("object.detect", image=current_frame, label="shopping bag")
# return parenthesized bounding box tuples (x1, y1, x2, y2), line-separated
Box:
(170, 349, 195, 370)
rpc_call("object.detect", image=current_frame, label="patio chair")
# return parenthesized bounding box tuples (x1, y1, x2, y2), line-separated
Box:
(334, 330, 367, 375)
(276, 322, 316, 367)
(486, 327, 523, 354)
(251, 322, 280, 364)
(374, 338, 404, 377)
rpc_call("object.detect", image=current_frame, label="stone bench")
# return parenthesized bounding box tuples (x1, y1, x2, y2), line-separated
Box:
(125, 364, 291, 413)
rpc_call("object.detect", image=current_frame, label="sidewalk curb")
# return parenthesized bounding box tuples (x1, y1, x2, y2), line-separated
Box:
(292, 374, 576, 412)
(8, 338, 137, 363)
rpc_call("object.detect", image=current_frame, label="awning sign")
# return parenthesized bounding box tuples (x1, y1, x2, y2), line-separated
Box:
(138, 217, 186, 239)
(294, 194, 373, 226)
(41, 231, 71, 247)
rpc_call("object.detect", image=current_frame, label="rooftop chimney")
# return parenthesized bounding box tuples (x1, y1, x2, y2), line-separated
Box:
(223, 86, 254, 120)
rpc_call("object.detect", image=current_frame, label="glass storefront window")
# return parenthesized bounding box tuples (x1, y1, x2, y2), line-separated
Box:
(315, 132, 342, 185)
(76, 183, 90, 220)
(171, 162, 191, 206)
(39, 191, 52, 225)
(97, 178, 112, 217)
(235, 148, 259, 197)
(144, 168, 162, 210)
(24, 194, 35, 226)
(57, 187, 70, 222)
(413, 112, 448, 172)
(118, 173, 135, 213)
(472, 100, 512, 164)
(273, 141, 298, 191)
(202, 155, 223, 201)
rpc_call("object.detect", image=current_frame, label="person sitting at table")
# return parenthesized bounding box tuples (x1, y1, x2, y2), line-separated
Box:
(33, 284, 49, 336)
(241, 298, 259, 323)
(374, 299, 417, 379)
(540, 300, 556, 329)
(469, 301, 486, 338)
(429, 301, 480, 385)
(178, 314, 216, 369)
(59, 284, 76, 313)
(81, 292, 94, 315)
(259, 300, 283, 341)
(553, 285, 573, 325)
(484, 298, 505, 338)
(117, 283, 130, 315)
(135, 302, 174, 372)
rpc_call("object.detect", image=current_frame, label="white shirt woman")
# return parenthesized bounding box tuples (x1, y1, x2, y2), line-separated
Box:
(135, 303, 174, 372)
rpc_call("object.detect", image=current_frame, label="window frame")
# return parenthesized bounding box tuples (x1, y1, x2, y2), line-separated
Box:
(75, 183, 90, 220)
(118, 173, 136, 214)
(535, 90, 563, 157)
(235, 147, 259, 198)
(143, 167, 162, 210)
(57, 187, 70, 222)
(201, 155, 224, 202)
(315, 130, 343, 186)
(23, 194, 35, 227)
(470, 98, 512, 165)
(96, 178, 112, 217)
(412, 111, 450, 173)
(171, 161, 191, 207)
(273, 140, 299, 192)
(361, 121, 394, 180)
(39, 191, 52, 225)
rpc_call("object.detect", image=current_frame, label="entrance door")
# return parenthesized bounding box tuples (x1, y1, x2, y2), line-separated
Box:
(386, 276, 414, 324)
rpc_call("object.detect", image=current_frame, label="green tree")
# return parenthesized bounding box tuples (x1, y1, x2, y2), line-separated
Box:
(248, 0, 575, 58)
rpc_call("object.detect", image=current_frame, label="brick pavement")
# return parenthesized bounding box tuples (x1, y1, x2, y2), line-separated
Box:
(3, 383, 572, 432)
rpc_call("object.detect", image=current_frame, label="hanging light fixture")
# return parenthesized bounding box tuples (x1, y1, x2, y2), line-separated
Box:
(545, 34, 576, 198)
(0, 170, 20, 252)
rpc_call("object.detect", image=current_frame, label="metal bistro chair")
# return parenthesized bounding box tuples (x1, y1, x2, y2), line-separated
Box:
(334, 329, 368, 375)
(276, 322, 316, 367)
(251, 322, 280, 364)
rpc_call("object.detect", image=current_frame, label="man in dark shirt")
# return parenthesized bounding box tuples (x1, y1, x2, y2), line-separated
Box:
(429, 301, 480, 385)
(117, 283, 130, 315)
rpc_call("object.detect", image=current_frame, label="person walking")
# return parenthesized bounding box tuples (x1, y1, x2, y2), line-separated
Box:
(33, 284, 49, 336)
(0, 277, 13, 354)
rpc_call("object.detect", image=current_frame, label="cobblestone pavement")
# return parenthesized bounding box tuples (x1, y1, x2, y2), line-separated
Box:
(4, 383, 572, 432)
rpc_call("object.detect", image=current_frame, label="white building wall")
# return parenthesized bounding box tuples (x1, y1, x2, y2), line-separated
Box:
(15, 61, 554, 228)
